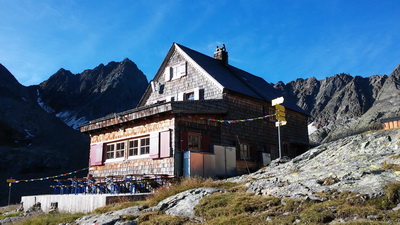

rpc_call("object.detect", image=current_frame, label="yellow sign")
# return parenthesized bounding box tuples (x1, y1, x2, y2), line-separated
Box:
(275, 115, 287, 122)
(275, 104, 285, 112)
(6, 179, 16, 183)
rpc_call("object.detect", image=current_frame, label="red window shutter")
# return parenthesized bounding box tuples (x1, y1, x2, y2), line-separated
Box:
(160, 130, 171, 158)
(90, 143, 104, 166)
(201, 134, 210, 152)
(150, 132, 160, 159)
(181, 131, 189, 151)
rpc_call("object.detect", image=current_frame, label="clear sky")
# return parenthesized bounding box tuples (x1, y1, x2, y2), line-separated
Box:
(1, 0, 399, 86)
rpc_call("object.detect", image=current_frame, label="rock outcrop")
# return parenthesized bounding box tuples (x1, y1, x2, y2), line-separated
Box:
(230, 129, 400, 199)
(75, 187, 225, 224)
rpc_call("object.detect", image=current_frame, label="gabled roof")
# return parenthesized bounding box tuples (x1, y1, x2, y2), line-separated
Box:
(175, 43, 308, 115)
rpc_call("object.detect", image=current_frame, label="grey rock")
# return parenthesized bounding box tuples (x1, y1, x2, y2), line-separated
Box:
(237, 129, 400, 199)
(75, 206, 144, 225)
(152, 187, 226, 218)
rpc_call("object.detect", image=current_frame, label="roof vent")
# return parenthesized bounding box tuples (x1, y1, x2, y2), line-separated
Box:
(214, 44, 228, 66)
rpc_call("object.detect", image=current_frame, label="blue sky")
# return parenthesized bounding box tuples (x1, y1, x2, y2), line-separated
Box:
(1, 0, 399, 86)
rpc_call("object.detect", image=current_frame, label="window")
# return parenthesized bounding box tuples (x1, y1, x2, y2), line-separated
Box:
(165, 62, 187, 81)
(240, 143, 251, 159)
(140, 138, 150, 154)
(128, 140, 139, 156)
(106, 136, 151, 160)
(106, 144, 115, 159)
(188, 134, 201, 150)
(106, 142, 125, 159)
(127, 137, 150, 157)
(116, 142, 125, 158)
(184, 92, 195, 101)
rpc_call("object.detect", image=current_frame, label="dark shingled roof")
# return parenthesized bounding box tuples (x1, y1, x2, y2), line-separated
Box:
(176, 43, 308, 115)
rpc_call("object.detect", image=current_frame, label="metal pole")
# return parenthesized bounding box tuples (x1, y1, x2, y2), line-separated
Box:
(8, 182, 12, 205)
(278, 122, 282, 159)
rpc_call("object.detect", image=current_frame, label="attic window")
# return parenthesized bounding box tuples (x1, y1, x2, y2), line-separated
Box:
(165, 62, 187, 81)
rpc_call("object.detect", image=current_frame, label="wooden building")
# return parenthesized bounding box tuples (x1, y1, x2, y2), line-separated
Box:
(381, 117, 400, 130)
(80, 43, 309, 178)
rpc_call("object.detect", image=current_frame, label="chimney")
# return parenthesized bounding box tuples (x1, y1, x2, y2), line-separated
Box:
(214, 44, 228, 66)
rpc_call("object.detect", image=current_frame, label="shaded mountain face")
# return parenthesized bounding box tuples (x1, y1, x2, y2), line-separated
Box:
(0, 64, 89, 205)
(0, 59, 148, 205)
(275, 65, 399, 144)
(38, 58, 148, 129)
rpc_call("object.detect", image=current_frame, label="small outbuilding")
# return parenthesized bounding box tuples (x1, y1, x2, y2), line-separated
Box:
(381, 117, 400, 130)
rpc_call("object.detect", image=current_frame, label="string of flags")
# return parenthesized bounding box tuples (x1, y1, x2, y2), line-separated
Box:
(185, 114, 274, 123)
(7, 167, 88, 184)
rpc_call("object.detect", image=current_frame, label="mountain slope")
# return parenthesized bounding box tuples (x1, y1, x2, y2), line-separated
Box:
(0, 60, 148, 205)
(275, 65, 399, 144)
(38, 58, 148, 128)
(0, 64, 90, 205)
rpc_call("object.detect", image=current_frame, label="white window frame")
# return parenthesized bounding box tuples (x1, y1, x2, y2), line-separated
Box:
(127, 136, 150, 159)
(105, 141, 125, 162)
(105, 136, 151, 163)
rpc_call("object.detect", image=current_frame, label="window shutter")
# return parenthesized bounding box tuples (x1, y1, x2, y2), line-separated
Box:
(160, 130, 171, 158)
(149, 132, 160, 159)
(201, 134, 210, 152)
(194, 88, 200, 100)
(164, 67, 171, 82)
(178, 92, 184, 101)
(90, 143, 104, 166)
(178, 62, 187, 77)
(181, 131, 189, 151)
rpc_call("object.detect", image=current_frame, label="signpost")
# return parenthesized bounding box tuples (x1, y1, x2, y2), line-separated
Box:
(272, 97, 287, 159)
(6, 178, 15, 205)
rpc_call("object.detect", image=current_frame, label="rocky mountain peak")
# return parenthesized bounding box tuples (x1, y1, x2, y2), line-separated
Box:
(0, 64, 24, 98)
(38, 59, 148, 128)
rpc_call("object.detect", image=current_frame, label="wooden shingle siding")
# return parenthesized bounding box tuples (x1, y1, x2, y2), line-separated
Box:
(89, 158, 175, 177)
(90, 119, 174, 143)
(145, 50, 223, 106)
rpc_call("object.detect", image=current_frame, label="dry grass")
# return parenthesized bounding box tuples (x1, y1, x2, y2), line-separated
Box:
(136, 211, 190, 225)
(382, 162, 400, 171)
(92, 200, 143, 214)
(145, 177, 245, 207)
(14, 212, 84, 225)
(7, 179, 400, 224)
